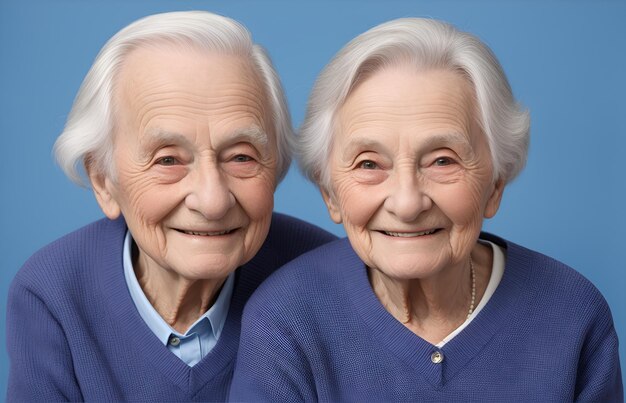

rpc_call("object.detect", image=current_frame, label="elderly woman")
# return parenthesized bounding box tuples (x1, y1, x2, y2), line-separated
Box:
(230, 18, 623, 401)
(5, 11, 334, 402)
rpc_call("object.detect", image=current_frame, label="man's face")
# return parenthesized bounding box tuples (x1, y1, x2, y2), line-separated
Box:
(93, 45, 277, 282)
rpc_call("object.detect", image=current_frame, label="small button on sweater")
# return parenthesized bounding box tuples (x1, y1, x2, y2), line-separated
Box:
(230, 234, 623, 402)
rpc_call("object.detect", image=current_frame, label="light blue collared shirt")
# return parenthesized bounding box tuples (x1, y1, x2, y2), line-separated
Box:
(122, 230, 234, 367)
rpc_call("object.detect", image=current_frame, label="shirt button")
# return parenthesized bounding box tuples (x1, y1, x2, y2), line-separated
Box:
(431, 351, 444, 364)
(169, 336, 180, 347)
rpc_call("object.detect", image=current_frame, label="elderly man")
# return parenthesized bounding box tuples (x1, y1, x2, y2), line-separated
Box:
(6, 11, 334, 402)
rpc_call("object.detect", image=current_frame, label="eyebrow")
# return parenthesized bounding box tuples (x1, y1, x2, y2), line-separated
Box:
(139, 129, 194, 160)
(341, 131, 474, 159)
(342, 137, 389, 161)
(418, 132, 474, 156)
(141, 125, 269, 154)
(222, 125, 269, 148)
(143, 129, 194, 148)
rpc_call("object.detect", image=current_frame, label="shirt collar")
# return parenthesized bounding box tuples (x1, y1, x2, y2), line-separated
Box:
(122, 230, 235, 345)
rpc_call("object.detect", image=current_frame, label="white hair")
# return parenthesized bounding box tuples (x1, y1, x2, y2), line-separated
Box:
(54, 10, 293, 186)
(299, 18, 530, 190)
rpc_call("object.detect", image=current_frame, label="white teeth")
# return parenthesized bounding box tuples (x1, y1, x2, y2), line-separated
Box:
(182, 230, 230, 236)
(385, 229, 436, 237)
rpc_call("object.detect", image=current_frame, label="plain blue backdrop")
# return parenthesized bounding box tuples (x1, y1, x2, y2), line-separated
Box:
(1, 0, 625, 398)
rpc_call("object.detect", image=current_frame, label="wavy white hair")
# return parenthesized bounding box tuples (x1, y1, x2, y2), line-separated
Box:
(54, 10, 293, 186)
(299, 18, 530, 190)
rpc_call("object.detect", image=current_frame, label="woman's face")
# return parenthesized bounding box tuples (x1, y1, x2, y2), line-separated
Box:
(324, 66, 504, 280)
(91, 46, 277, 282)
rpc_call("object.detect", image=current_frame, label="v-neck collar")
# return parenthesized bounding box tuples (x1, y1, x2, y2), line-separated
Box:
(96, 216, 273, 397)
(341, 233, 532, 388)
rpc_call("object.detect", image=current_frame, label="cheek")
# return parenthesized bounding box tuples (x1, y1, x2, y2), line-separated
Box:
(236, 177, 275, 260)
(235, 176, 275, 224)
(439, 176, 492, 227)
(115, 173, 182, 227)
(333, 175, 380, 229)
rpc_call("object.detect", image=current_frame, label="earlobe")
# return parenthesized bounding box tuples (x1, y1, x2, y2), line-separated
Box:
(320, 187, 342, 224)
(484, 179, 505, 219)
(87, 162, 121, 220)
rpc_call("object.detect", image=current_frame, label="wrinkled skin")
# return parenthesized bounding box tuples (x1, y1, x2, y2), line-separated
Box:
(89, 46, 277, 331)
(323, 66, 504, 342)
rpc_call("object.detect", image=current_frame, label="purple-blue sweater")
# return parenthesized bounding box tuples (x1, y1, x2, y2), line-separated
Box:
(230, 234, 623, 402)
(6, 213, 336, 402)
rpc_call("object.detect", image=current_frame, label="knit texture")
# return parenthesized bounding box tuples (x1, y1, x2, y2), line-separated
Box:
(6, 213, 336, 402)
(230, 233, 623, 402)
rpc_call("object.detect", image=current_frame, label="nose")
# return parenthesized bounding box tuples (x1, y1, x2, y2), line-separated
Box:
(185, 165, 235, 220)
(384, 171, 432, 222)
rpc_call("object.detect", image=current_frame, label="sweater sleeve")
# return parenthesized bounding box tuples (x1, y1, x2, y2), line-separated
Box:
(6, 276, 83, 402)
(574, 296, 623, 402)
(229, 302, 317, 402)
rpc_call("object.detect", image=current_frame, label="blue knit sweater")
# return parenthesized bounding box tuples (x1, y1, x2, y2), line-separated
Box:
(6, 213, 335, 402)
(230, 234, 623, 402)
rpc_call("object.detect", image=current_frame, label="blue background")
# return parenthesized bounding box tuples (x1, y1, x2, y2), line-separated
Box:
(1, 0, 624, 398)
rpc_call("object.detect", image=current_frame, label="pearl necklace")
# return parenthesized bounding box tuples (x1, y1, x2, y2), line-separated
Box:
(467, 257, 476, 319)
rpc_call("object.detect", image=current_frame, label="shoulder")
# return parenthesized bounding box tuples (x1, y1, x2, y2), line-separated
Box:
(483, 232, 615, 326)
(484, 234, 622, 400)
(258, 213, 337, 268)
(231, 214, 337, 305)
(490, 232, 604, 297)
(10, 217, 126, 298)
(244, 238, 354, 316)
(266, 212, 337, 250)
(265, 237, 352, 284)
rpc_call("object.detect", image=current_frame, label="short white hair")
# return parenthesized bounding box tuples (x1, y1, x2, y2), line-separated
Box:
(54, 10, 293, 186)
(299, 18, 530, 190)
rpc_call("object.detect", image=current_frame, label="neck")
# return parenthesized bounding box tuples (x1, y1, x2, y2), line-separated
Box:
(369, 242, 492, 344)
(134, 251, 226, 334)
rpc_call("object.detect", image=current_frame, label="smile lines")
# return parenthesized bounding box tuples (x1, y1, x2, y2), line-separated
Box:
(383, 229, 438, 237)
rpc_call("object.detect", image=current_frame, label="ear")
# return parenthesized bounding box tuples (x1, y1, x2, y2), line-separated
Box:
(320, 187, 342, 224)
(484, 179, 505, 219)
(87, 162, 121, 220)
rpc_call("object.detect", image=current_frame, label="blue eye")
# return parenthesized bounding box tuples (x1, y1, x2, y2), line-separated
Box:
(359, 160, 378, 170)
(156, 156, 178, 166)
(434, 157, 454, 166)
(232, 154, 253, 162)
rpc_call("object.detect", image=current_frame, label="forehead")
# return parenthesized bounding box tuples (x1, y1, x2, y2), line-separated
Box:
(337, 67, 478, 144)
(114, 45, 270, 137)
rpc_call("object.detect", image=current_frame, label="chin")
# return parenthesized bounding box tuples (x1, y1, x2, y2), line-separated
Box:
(372, 259, 443, 281)
(174, 257, 242, 281)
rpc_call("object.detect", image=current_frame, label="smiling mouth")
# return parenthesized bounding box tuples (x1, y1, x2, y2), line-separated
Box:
(175, 228, 236, 236)
(382, 229, 440, 237)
